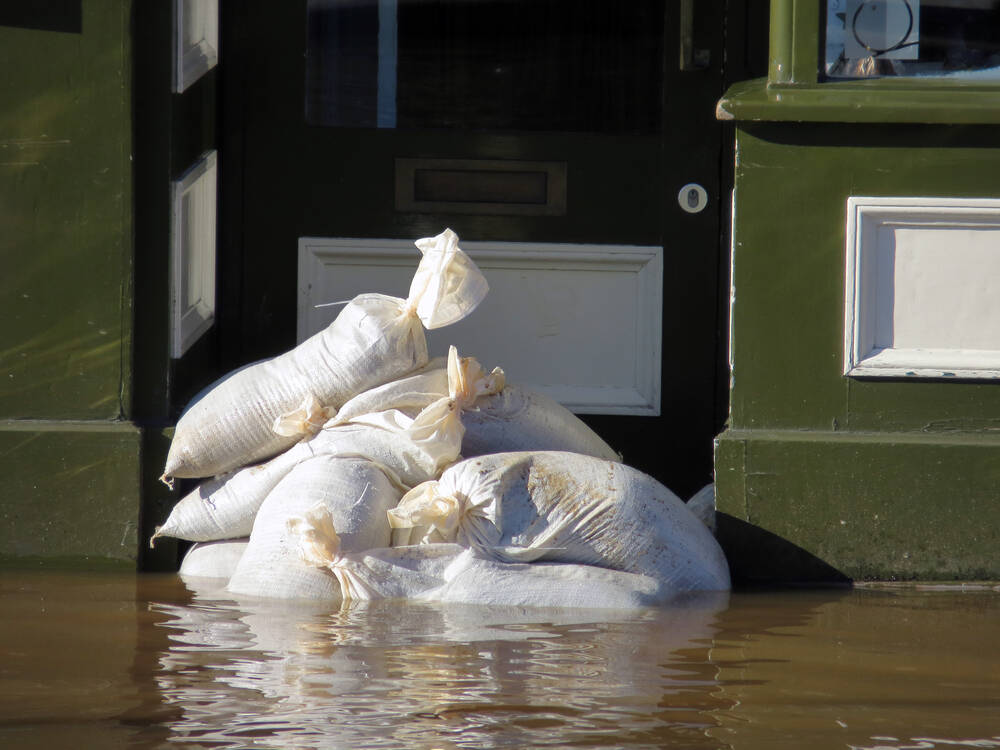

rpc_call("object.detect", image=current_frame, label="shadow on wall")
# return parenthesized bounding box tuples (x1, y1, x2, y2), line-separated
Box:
(0, 1, 82, 33)
(717, 513, 852, 587)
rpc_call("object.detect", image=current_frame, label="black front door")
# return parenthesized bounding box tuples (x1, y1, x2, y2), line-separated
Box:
(218, 0, 734, 497)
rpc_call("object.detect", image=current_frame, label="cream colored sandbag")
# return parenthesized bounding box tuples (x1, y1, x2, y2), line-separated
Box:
(288, 505, 678, 609)
(162, 228, 488, 484)
(388, 451, 731, 593)
(178, 539, 249, 579)
(335, 352, 617, 462)
(326, 356, 449, 426)
(311, 345, 504, 488)
(418, 555, 671, 609)
(227, 455, 405, 600)
(687, 483, 718, 534)
(151, 441, 315, 545)
(153, 349, 500, 548)
(290, 504, 464, 602)
(461, 385, 619, 461)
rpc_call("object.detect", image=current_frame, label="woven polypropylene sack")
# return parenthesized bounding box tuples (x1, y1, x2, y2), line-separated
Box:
(227, 455, 404, 600)
(162, 229, 487, 483)
(389, 451, 731, 593)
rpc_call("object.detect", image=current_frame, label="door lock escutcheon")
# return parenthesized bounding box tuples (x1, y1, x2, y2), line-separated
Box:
(678, 183, 708, 214)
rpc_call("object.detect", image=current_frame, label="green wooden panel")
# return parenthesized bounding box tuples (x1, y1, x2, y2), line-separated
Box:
(0, 1, 132, 420)
(715, 429, 1000, 583)
(729, 123, 1000, 433)
(0, 421, 141, 568)
(719, 77, 1000, 124)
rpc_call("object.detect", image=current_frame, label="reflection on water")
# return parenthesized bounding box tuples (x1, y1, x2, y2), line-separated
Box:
(1, 572, 998, 749)
(154, 577, 731, 748)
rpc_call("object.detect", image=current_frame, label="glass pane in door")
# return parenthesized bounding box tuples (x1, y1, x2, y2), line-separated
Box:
(305, 0, 664, 133)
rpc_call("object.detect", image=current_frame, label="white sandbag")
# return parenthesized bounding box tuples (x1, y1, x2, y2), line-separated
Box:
(420, 555, 671, 609)
(178, 539, 249, 579)
(288, 505, 684, 609)
(151, 442, 314, 545)
(461, 384, 619, 461)
(162, 228, 488, 484)
(328, 357, 449, 426)
(388, 451, 731, 593)
(227, 455, 404, 600)
(152, 350, 499, 548)
(291, 507, 465, 601)
(311, 346, 504, 487)
(687, 483, 717, 535)
(334, 351, 617, 462)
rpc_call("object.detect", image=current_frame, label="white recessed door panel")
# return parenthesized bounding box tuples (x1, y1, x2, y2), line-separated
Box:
(298, 238, 663, 414)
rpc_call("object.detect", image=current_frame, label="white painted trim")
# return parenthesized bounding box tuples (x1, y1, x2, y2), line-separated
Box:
(173, 0, 219, 93)
(844, 196, 1000, 380)
(298, 238, 663, 415)
(170, 151, 217, 359)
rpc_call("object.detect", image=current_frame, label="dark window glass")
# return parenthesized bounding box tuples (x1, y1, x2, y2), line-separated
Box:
(306, 0, 664, 134)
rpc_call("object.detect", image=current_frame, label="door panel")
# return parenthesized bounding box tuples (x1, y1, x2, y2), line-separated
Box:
(221, 0, 727, 497)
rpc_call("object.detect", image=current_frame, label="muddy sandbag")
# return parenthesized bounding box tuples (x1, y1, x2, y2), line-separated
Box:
(387, 451, 731, 593)
(179, 539, 249, 579)
(288, 506, 684, 608)
(227, 455, 404, 600)
(162, 228, 488, 484)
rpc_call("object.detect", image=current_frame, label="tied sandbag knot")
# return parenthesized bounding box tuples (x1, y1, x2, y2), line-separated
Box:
(287, 503, 379, 602)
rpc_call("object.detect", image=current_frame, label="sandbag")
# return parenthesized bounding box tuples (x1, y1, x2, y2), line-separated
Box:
(227, 455, 404, 600)
(312, 346, 504, 487)
(686, 483, 717, 534)
(152, 443, 314, 544)
(333, 353, 617, 462)
(328, 357, 449, 426)
(461, 385, 619, 461)
(178, 539, 249, 579)
(288, 505, 682, 609)
(151, 349, 501, 547)
(161, 228, 487, 484)
(388, 451, 731, 593)
(420, 555, 670, 609)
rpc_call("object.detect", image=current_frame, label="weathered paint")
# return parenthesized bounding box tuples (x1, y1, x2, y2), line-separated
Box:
(716, 429, 1000, 583)
(0, 2, 133, 420)
(717, 77, 1000, 124)
(0, 2, 140, 568)
(727, 123, 1000, 434)
(0, 421, 140, 568)
(717, 113, 1000, 581)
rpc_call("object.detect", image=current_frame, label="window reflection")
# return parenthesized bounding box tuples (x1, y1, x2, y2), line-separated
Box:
(824, 0, 1000, 80)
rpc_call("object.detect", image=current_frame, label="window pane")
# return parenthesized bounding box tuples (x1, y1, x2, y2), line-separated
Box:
(306, 0, 664, 134)
(824, 0, 1000, 80)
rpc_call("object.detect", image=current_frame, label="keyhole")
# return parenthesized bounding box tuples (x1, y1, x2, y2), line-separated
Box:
(677, 183, 706, 213)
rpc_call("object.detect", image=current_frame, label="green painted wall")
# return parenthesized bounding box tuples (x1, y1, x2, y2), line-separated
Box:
(0, 2, 140, 567)
(716, 117, 1000, 583)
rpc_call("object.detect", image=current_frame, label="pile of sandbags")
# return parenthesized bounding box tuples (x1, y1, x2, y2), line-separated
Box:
(155, 228, 730, 608)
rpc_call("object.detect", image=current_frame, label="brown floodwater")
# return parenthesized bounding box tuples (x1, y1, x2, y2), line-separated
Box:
(1, 571, 998, 749)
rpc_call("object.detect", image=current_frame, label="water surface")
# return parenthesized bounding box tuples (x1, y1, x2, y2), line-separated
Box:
(1, 571, 997, 749)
